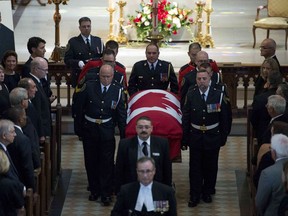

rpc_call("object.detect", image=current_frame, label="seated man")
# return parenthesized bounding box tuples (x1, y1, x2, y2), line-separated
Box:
(256, 134, 288, 215)
(111, 157, 177, 216)
(115, 116, 172, 194)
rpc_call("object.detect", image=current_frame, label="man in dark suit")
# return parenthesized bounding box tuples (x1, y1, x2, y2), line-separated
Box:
(3, 107, 35, 191)
(21, 37, 54, 101)
(0, 65, 10, 116)
(28, 57, 52, 144)
(181, 70, 232, 207)
(256, 134, 288, 216)
(115, 116, 172, 194)
(260, 38, 281, 71)
(64, 16, 104, 87)
(111, 157, 177, 216)
(73, 64, 126, 206)
(128, 43, 178, 97)
(250, 72, 283, 145)
(0, 119, 19, 181)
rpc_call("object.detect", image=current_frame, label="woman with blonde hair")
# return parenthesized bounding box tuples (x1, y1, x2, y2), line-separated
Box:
(254, 58, 281, 97)
(0, 149, 26, 216)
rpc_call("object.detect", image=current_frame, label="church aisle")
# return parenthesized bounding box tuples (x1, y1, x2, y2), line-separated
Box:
(56, 135, 248, 216)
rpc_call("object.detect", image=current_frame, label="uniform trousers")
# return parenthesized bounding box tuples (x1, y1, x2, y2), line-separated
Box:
(82, 122, 115, 197)
(189, 147, 220, 197)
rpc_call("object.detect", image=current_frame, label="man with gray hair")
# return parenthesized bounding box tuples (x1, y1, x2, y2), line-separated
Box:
(262, 95, 288, 144)
(256, 134, 288, 216)
(9, 87, 40, 170)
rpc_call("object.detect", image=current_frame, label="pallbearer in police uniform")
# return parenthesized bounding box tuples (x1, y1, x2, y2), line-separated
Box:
(64, 17, 104, 88)
(127, 43, 178, 97)
(181, 70, 232, 208)
(73, 64, 126, 206)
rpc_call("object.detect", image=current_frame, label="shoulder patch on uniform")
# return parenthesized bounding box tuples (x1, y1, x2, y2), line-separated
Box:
(181, 78, 186, 87)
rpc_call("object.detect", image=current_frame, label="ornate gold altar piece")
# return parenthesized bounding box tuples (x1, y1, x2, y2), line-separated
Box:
(48, 0, 69, 62)
(116, 0, 128, 44)
(194, 1, 214, 48)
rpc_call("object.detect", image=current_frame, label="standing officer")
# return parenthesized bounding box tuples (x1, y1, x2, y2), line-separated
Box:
(73, 64, 126, 206)
(64, 17, 104, 87)
(128, 43, 178, 97)
(181, 70, 232, 207)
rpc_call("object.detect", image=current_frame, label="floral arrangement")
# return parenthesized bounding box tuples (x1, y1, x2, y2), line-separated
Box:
(128, 0, 193, 41)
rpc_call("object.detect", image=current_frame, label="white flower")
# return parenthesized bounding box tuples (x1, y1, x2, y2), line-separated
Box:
(168, 8, 178, 15)
(167, 15, 172, 21)
(144, 21, 150, 26)
(148, 14, 152, 19)
(143, 6, 151, 14)
(179, 14, 183, 19)
(171, 2, 178, 7)
(141, 16, 146, 22)
(137, 13, 142, 18)
(172, 17, 181, 28)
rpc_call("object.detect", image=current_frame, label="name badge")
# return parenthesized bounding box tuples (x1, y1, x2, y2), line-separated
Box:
(152, 152, 160, 156)
(160, 73, 168, 82)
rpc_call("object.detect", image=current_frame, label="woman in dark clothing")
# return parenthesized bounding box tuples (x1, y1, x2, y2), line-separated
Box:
(254, 58, 280, 98)
(1, 50, 20, 92)
(0, 65, 10, 116)
(0, 149, 25, 216)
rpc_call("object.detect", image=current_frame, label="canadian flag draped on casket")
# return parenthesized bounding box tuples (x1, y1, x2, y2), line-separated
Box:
(126, 89, 183, 160)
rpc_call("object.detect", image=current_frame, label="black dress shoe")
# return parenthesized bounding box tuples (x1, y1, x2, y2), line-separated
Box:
(188, 197, 199, 207)
(88, 193, 99, 201)
(101, 196, 111, 206)
(202, 194, 212, 203)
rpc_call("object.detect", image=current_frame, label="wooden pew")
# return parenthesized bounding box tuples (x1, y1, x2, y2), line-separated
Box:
(25, 188, 33, 216)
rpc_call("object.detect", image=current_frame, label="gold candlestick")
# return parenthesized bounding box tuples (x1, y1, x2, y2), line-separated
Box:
(48, 0, 69, 62)
(116, 0, 128, 44)
(107, 7, 117, 41)
(194, 1, 206, 47)
(203, 7, 214, 48)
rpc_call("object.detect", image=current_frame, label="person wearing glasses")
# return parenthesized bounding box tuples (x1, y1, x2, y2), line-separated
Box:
(260, 38, 281, 71)
(28, 57, 51, 144)
(111, 157, 177, 216)
(114, 116, 172, 194)
(180, 51, 221, 109)
(73, 64, 126, 206)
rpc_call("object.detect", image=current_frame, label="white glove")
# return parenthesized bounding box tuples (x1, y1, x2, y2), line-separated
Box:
(78, 61, 85, 69)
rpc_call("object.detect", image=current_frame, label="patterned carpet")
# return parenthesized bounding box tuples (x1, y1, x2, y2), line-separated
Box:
(49, 135, 250, 216)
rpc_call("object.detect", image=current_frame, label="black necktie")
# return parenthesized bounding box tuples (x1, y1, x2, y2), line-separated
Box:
(150, 64, 154, 71)
(86, 38, 90, 50)
(142, 142, 148, 156)
(103, 86, 107, 94)
(142, 204, 147, 212)
(202, 93, 206, 102)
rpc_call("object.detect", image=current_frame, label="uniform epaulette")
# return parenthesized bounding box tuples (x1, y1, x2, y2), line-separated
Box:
(75, 83, 86, 93)
(116, 61, 126, 69)
(179, 63, 190, 71)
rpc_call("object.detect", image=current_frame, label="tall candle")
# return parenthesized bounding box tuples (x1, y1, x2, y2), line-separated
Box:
(109, 0, 114, 8)
(206, 0, 211, 9)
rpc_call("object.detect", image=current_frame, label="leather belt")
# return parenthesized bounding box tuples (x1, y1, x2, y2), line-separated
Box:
(85, 115, 112, 124)
(191, 123, 219, 131)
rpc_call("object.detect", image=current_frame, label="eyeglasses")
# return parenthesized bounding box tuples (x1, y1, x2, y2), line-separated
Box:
(37, 67, 48, 72)
(136, 125, 151, 130)
(260, 46, 273, 50)
(137, 169, 154, 175)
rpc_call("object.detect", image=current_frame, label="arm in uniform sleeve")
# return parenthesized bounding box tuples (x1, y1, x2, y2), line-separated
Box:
(168, 63, 179, 95)
(127, 65, 138, 97)
(64, 39, 80, 69)
(180, 78, 191, 110)
(72, 84, 87, 137)
(181, 88, 194, 149)
(115, 87, 127, 139)
(218, 86, 232, 146)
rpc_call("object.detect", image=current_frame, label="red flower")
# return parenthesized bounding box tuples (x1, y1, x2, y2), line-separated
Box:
(172, 30, 177, 34)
